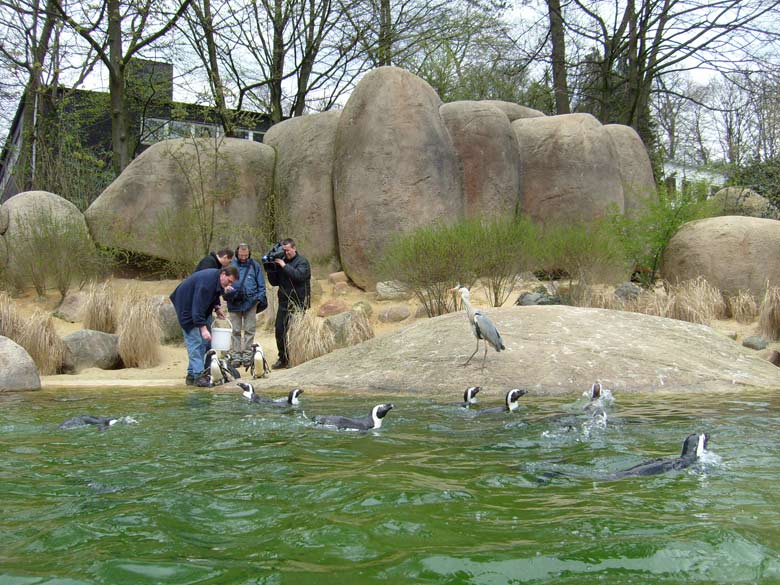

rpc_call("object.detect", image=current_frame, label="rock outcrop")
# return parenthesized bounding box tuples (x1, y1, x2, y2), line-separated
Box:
(251, 305, 780, 394)
(0, 336, 40, 391)
(604, 124, 657, 217)
(441, 101, 521, 218)
(710, 187, 779, 219)
(333, 66, 464, 289)
(513, 113, 625, 224)
(263, 111, 342, 275)
(62, 330, 122, 372)
(85, 138, 274, 263)
(662, 215, 780, 297)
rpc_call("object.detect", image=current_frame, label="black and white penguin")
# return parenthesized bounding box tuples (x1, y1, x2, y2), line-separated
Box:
(249, 343, 270, 379)
(205, 349, 222, 386)
(453, 386, 481, 408)
(59, 415, 119, 431)
(475, 388, 527, 415)
(220, 353, 242, 381)
(313, 403, 395, 431)
(237, 382, 304, 407)
(606, 433, 708, 479)
(583, 382, 608, 419)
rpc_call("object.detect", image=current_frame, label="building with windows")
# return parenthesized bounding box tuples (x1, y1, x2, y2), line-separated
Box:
(0, 60, 273, 202)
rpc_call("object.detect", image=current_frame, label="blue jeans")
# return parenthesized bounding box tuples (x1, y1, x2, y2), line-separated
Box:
(183, 326, 207, 377)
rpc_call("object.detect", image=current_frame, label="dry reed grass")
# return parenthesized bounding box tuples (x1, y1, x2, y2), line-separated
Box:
(117, 288, 162, 368)
(758, 286, 780, 341)
(343, 309, 374, 346)
(83, 280, 117, 333)
(665, 277, 727, 324)
(727, 291, 759, 324)
(286, 308, 335, 367)
(17, 309, 67, 374)
(0, 291, 23, 338)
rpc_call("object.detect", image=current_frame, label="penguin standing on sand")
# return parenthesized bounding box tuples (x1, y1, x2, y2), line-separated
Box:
(475, 389, 528, 416)
(238, 382, 304, 407)
(248, 343, 270, 379)
(313, 404, 395, 431)
(205, 349, 222, 386)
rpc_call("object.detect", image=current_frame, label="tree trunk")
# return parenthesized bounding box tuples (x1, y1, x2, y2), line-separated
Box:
(377, 0, 392, 66)
(547, 0, 570, 114)
(107, 0, 131, 173)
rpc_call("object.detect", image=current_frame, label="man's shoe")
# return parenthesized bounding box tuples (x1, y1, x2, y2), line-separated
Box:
(271, 359, 288, 369)
(185, 374, 195, 386)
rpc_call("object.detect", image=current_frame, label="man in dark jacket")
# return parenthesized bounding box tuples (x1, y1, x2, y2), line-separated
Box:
(194, 248, 234, 272)
(170, 265, 239, 385)
(264, 238, 311, 369)
(223, 243, 267, 367)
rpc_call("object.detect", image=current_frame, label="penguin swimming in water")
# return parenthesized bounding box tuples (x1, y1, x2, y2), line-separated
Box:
(59, 415, 119, 431)
(248, 343, 270, 379)
(313, 403, 395, 431)
(475, 389, 527, 415)
(237, 382, 304, 407)
(606, 433, 708, 479)
(453, 386, 481, 408)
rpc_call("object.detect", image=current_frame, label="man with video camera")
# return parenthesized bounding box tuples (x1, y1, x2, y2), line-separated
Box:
(262, 238, 311, 369)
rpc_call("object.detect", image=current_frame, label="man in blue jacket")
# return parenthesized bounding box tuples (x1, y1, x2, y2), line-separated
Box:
(224, 243, 268, 368)
(170, 265, 239, 386)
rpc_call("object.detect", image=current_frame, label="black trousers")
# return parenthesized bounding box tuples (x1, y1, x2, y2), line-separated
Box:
(275, 304, 306, 363)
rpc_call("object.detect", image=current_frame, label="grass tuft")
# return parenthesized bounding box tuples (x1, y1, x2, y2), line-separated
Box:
(117, 287, 162, 368)
(17, 309, 67, 374)
(758, 286, 780, 341)
(83, 280, 117, 333)
(727, 291, 759, 324)
(286, 308, 334, 366)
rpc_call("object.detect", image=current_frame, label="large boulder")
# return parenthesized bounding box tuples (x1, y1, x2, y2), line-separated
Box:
(662, 216, 780, 297)
(253, 305, 780, 394)
(85, 138, 274, 263)
(263, 111, 341, 276)
(149, 295, 182, 343)
(710, 187, 779, 219)
(2, 191, 91, 268)
(0, 235, 7, 269)
(333, 66, 464, 289)
(513, 113, 624, 224)
(0, 336, 40, 391)
(440, 101, 521, 218)
(603, 124, 656, 218)
(480, 100, 545, 121)
(62, 329, 122, 372)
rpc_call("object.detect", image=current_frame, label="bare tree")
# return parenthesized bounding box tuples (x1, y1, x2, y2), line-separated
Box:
(50, 0, 193, 173)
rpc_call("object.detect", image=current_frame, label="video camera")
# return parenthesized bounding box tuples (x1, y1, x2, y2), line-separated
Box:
(261, 242, 285, 267)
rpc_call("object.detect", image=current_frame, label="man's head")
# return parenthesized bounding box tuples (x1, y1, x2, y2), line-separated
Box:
(236, 244, 251, 263)
(219, 265, 239, 289)
(281, 238, 297, 261)
(216, 248, 234, 267)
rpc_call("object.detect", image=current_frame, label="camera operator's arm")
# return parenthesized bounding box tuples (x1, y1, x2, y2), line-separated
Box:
(275, 255, 311, 284)
(264, 262, 281, 287)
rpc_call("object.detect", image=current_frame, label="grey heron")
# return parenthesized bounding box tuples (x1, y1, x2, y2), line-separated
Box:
(451, 285, 506, 368)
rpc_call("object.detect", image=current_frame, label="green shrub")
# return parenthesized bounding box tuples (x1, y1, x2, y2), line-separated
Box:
(8, 209, 105, 300)
(537, 217, 632, 302)
(610, 187, 719, 287)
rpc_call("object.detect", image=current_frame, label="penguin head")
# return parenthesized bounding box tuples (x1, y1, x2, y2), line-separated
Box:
(590, 383, 602, 399)
(506, 388, 528, 410)
(681, 433, 708, 459)
(463, 386, 481, 403)
(371, 403, 395, 426)
(288, 388, 304, 405)
(237, 382, 254, 400)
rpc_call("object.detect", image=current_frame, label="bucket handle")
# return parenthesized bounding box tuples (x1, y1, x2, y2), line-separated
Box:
(213, 317, 233, 329)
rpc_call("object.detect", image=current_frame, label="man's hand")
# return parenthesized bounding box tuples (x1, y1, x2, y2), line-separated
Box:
(215, 308, 226, 320)
(274, 258, 286, 268)
(201, 325, 212, 342)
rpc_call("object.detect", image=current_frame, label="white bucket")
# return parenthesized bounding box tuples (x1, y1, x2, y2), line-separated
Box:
(211, 320, 232, 351)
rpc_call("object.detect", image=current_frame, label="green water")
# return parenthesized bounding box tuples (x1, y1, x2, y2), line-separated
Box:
(1, 387, 779, 584)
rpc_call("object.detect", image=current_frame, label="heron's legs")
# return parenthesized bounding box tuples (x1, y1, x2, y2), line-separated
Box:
(480, 343, 488, 370)
(462, 339, 481, 366)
